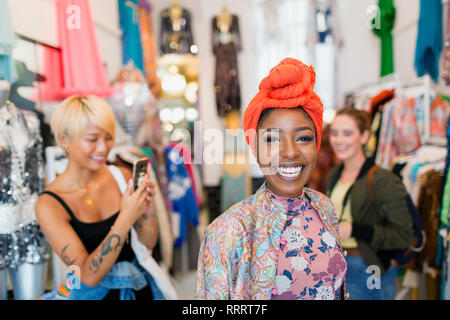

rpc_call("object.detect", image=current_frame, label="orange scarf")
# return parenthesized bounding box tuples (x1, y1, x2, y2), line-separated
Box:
(243, 58, 323, 155)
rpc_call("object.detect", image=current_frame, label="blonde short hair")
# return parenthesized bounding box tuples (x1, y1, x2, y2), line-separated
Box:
(50, 95, 116, 144)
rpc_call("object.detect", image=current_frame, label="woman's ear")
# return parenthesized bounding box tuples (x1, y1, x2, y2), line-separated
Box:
(361, 129, 370, 146)
(58, 133, 70, 152)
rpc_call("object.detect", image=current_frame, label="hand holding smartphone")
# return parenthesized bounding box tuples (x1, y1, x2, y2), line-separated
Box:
(132, 157, 149, 191)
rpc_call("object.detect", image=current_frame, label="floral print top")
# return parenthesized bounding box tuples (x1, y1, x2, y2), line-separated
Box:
(195, 182, 348, 300)
(269, 189, 347, 300)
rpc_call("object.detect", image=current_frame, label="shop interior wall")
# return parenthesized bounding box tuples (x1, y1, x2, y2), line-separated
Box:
(336, 0, 449, 104)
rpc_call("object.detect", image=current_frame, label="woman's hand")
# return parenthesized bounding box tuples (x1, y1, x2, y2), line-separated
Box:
(120, 173, 156, 227)
(338, 222, 353, 241)
(133, 162, 159, 249)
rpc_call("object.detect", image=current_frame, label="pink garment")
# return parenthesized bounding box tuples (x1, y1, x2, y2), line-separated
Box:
(39, 46, 65, 101)
(169, 142, 202, 207)
(269, 189, 347, 300)
(56, 0, 112, 97)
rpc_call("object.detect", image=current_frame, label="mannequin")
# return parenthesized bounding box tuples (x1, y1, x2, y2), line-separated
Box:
(109, 64, 154, 143)
(212, 7, 242, 117)
(0, 80, 49, 300)
(169, 0, 182, 26)
(217, 6, 232, 33)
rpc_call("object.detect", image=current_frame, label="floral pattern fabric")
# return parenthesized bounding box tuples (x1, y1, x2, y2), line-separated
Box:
(195, 183, 348, 300)
(269, 190, 347, 300)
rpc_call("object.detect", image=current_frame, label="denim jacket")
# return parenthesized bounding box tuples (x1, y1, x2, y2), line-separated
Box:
(68, 258, 164, 300)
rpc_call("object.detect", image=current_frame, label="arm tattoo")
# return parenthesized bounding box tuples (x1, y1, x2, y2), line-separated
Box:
(61, 244, 77, 266)
(88, 234, 122, 274)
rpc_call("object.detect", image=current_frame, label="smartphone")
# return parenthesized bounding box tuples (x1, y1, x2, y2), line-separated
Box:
(132, 157, 148, 191)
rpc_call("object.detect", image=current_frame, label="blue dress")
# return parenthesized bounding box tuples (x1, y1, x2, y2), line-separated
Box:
(415, 0, 443, 83)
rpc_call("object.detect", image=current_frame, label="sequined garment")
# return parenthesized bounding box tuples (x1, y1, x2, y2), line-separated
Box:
(0, 102, 49, 269)
(108, 82, 154, 144)
(212, 15, 241, 117)
(160, 7, 195, 55)
(195, 183, 348, 300)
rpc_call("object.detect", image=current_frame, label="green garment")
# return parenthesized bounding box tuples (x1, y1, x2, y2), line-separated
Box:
(372, 0, 396, 77)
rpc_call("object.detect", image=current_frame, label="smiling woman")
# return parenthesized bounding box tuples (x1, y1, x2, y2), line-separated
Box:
(256, 107, 317, 198)
(195, 58, 348, 300)
(35, 95, 160, 300)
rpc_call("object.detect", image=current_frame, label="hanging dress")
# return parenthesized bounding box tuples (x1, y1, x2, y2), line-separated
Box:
(415, 0, 443, 83)
(212, 14, 242, 117)
(118, 0, 145, 75)
(138, 0, 160, 95)
(160, 6, 195, 55)
(55, 0, 112, 97)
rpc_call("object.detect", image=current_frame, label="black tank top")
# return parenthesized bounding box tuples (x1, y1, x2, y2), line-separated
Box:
(41, 190, 135, 261)
(41, 190, 154, 300)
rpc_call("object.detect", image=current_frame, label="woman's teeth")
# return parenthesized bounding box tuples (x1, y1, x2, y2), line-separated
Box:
(91, 156, 105, 161)
(276, 166, 302, 178)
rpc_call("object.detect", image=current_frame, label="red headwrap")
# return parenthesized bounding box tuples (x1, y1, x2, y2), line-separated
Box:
(244, 58, 324, 155)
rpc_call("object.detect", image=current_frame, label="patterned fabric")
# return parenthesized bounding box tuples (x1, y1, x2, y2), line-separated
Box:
(430, 97, 450, 138)
(195, 183, 347, 300)
(269, 189, 347, 300)
(376, 97, 421, 169)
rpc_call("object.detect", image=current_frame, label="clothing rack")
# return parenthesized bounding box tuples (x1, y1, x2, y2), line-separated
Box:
(346, 74, 446, 148)
(346, 73, 400, 99)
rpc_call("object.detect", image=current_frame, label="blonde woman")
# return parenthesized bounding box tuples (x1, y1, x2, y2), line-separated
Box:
(35, 95, 159, 300)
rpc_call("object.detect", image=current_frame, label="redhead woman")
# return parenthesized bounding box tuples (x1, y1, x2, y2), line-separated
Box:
(195, 58, 348, 300)
(35, 95, 159, 300)
(326, 107, 413, 300)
